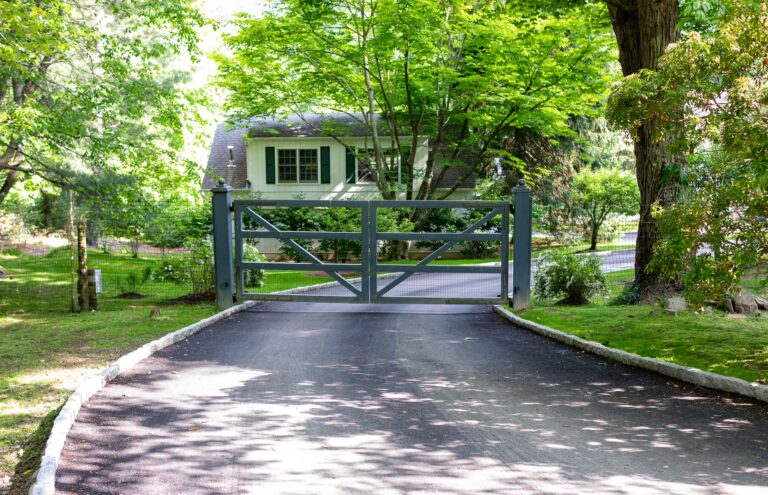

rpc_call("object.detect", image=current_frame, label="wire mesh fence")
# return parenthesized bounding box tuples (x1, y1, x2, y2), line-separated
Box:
(0, 199, 648, 314)
(0, 237, 210, 315)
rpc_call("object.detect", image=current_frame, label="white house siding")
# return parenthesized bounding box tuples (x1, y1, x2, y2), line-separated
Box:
(244, 136, 430, 200)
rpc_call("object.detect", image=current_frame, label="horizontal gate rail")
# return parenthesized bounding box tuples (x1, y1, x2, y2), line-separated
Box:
(241, 231, 362, 240)
(371, 201, 510, 304)
(240, 262, 364, 272)
(233, 200, 369, 302)
(376, 232, 504, 241)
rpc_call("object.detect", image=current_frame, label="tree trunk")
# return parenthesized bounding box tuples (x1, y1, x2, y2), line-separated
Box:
(0, 169, 18, 205)
(77, 222, 89, 312)
(590, 223, 599, 251)
(606, 0, 681, 292)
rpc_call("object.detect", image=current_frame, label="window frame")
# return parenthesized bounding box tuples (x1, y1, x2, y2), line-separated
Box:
(356, 147, 401, 184)
(275, 147, 320, 185)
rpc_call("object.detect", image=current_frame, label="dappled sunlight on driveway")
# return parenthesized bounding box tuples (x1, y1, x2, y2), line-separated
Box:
(57, 305, 768, 494)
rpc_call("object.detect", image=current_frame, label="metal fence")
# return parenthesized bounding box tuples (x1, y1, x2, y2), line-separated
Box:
(0, 237, 209, 315)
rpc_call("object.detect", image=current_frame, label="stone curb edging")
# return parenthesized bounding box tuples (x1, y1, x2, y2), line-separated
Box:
(493, 305, 768, 404)
(27, 300, 260, 495)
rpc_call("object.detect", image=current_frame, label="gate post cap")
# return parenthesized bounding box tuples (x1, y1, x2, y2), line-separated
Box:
(513, 178, 529, 191)
(212, 179, 232, 192)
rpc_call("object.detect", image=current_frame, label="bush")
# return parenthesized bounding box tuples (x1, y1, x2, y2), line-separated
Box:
(534, 251, 607, 305)
(117, 266, 152, 294)
(153, 258, 188, 284)
(242, 242, 265, 288)
(153, 240, 215, 297)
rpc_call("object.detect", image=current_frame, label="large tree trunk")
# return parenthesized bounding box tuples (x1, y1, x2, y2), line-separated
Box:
(606, 0, 681, 292)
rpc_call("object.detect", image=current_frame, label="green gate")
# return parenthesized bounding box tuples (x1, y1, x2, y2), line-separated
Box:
(211, 181, 532, 308)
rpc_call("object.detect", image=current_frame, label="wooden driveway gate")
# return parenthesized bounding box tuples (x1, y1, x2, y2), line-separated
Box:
(211, 181, 532, 309)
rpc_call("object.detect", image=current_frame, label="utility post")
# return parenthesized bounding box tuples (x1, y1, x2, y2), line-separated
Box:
(212, 180, 235, 309)
(512, 179, 532, 310)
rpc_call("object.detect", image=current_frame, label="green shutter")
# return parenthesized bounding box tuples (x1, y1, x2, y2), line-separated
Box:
(320, 146, 331, 184)
(345, 147, 356, 184)
(265, 146, 275, 184)
(400, 147, 411, 183)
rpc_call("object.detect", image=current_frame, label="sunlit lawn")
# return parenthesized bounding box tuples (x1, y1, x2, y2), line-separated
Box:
(521, 269, 768, 385)
(0, 248, 342, 493)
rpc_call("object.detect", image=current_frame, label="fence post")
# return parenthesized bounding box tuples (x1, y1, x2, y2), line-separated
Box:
(212, 180, 234, 309)
(512, 179, 532, 310)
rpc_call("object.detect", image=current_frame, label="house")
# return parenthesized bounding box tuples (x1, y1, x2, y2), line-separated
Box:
(203, 113, 475, 200)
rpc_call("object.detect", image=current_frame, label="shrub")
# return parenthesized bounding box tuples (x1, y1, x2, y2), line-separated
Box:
(153, 258, 188, 284)
(534, 251, 607, 305)
(153, 240, 215, 297)
(117, 266, 152, 294)
(242, 242, 265, 288)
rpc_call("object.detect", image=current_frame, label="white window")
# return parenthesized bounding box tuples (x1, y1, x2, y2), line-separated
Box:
(278, 148, 318, 184)
(357, 148, 401, 183)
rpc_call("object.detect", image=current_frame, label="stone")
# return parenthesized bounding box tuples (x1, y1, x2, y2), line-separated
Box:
(755, 296, 768, 311)
(733, 291, 759, 315)
(665, 296, 687, 315)
(717, 298, 735, 313)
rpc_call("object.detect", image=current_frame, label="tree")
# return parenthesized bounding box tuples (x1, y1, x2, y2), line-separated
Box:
(572, 168, 639, 251)
(0, 0, 207, 206)
(604, 0, 683, 293)
(610, 1, 768, 303)
(218, 0, 616, 209)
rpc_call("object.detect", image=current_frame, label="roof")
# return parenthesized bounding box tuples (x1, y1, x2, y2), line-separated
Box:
(247, 112, 374, 138)
(203, 123, 249, 190)
(203, 113, 475, 191)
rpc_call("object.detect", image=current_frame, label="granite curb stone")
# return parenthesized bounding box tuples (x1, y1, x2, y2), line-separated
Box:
(493, 305, 768, 404)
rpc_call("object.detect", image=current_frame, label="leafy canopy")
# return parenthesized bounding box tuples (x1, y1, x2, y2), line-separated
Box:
(217, 0, 617, 200)
(0, 0, 208, 204)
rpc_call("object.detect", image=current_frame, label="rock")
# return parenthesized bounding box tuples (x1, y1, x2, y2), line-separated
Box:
(733, 291, 759, 315)
(717, 298, 735, 313)
(665, 296, 687, 315)
(755, 296, 768, 311)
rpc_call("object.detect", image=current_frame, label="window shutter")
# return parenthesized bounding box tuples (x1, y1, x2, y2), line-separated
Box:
(345, 147, 356, 184)
(320, 146, 331, 184)
(400, 147, 411, 183)
(265, 146, 275, 184)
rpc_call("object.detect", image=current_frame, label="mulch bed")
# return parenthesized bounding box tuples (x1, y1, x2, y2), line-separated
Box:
(117, 292, 146, 299)
(168, 293, 215, 304)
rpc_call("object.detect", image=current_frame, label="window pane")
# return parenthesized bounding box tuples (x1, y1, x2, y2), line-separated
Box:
(357, 149, 374, 183)
(278, 149, 297, 182)
(299, 149, 318, 183)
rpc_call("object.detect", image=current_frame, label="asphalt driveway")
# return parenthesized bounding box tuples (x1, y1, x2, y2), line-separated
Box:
(56, 302, 768, 494)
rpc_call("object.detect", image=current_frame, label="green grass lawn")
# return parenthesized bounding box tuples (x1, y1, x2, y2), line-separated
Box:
(524, 266, 768, 385)
(0, 248, 349, 494)
(519, 305, 768, 384)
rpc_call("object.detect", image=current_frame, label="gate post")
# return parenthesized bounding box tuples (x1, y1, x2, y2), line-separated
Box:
(512, 179, 532, 310)
(211, 180, 234, 309)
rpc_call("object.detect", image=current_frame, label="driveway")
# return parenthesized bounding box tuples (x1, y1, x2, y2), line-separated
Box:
(56, 302, 768, 494)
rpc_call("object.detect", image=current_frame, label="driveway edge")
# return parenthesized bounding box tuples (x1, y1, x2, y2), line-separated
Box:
(493, 305, 768, 403)
(28, 300, 260, 495)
